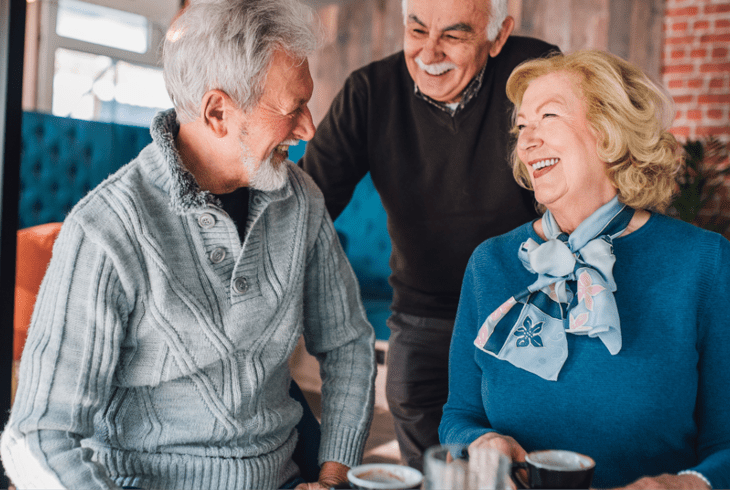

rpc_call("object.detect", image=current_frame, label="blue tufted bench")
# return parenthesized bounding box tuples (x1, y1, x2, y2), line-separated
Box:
(19, 114, 393, 340)
(19, 112, 153, 229)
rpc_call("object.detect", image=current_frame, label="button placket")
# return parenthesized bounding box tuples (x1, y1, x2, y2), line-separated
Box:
(233, 277, 248, 294)
(209, 247, 226, 264)
(198, 213, 216, 229)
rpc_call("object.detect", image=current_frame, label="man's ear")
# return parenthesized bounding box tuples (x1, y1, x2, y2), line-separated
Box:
(200, 89, 232, 138)
(489, 16, 515, 58)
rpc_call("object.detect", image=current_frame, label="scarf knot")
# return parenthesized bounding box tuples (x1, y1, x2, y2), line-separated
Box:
(474, 197, 634, 380)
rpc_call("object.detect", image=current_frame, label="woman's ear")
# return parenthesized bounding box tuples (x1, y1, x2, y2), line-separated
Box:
(200, 89, 232, 138)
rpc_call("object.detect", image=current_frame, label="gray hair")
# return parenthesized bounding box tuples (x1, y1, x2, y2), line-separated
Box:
(163, 0, 319, 124)
(401, 0, 508, 41)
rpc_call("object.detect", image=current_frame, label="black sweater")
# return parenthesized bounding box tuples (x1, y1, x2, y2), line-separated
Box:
(301, 36, 559, 319)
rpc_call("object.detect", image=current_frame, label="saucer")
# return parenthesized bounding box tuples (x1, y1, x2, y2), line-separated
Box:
(347, 463, 423, 490)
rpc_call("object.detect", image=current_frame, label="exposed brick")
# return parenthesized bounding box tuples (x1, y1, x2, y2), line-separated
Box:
(705, 4, 730, 15)
(666, 7, 699, 16)
(708, 109, 724, 119)
(710, 78, 725, 88)
(687, 109, 703, 120)
(664, 64, 695, 74)
(671, 126, 691, 137)
(668, 79, 684, 88)
(694, 20, 710, 30)
(691, 49, 708, 58)
(699, 94, 730, 103)
(672, 48, 686, 59)
(674, 95, 694, 104)
(697, 126, 730, 137)
(666, 35, 697, 44)
(700, 63, 730, 73)
(673, 21, 689, 31)
(689, 78, 705, 88)
(717, 19, 730, 29)
(713, 47, 729, 58)
(700, 33, 730, 43)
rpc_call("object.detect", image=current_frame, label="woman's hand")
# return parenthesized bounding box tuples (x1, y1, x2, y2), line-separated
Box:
(469, 432, 527, 463)
(295, 461, 350, 490)
(612, 473, 711, 490)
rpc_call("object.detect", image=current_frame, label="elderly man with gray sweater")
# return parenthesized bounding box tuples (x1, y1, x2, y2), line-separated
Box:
(0, 1, 375, 489)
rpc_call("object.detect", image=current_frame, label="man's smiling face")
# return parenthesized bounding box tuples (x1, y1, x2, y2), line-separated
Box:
(403, 0, 495, 103)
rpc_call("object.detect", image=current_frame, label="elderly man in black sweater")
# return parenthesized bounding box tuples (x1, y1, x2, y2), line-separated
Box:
(301, 0, 558, 470)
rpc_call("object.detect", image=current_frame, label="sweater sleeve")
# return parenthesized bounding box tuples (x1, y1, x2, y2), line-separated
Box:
(689, 234, 730, 489)
(1, 218, 126, 490)
(439, 253, 495, 447)
(302, 207, 376, 468)
(300, 71, 371, 221)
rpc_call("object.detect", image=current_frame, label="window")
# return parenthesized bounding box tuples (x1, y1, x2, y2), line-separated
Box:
(52, 48, 172, 125)
(34, 0, 176, 127)
(56, 0, 149, 54)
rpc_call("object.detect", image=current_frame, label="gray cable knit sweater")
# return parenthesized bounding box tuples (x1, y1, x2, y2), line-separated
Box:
(1, 109, 376, 490)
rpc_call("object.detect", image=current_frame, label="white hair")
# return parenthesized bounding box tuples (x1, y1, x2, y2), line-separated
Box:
(401, 0, 508, 41)
(163, 0, 319, 124)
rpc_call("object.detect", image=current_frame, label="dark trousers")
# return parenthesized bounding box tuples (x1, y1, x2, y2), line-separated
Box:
(385, 312, 454, 471)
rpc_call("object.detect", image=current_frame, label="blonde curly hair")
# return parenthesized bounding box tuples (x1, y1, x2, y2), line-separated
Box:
(505, 50, 681, 212)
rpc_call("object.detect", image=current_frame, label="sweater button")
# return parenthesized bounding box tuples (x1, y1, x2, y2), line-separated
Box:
(233, 277, 248, 294)
(198, 213, 216, 228)
(209, 247, 226, 264)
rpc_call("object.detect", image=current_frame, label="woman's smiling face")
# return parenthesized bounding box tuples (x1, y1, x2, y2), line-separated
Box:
(515, 71, 617, 225)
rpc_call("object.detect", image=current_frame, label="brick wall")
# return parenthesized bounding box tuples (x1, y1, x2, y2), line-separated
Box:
(664, 0, 730, 238)
(663, 0, 730, 142)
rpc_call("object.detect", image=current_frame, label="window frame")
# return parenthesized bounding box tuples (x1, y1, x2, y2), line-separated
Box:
(35, 0, 168, 114)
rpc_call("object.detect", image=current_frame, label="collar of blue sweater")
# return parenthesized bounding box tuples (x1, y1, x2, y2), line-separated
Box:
(149, 108, 293, 216)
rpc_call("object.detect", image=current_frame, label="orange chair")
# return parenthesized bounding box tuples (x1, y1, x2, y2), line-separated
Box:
(13, 222, 62, 400)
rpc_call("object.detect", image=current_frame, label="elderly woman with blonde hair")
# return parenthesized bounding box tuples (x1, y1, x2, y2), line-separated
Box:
(439, 50, 730, 489)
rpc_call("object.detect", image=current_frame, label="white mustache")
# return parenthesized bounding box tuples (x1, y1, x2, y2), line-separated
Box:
(415, 57, 457, 75)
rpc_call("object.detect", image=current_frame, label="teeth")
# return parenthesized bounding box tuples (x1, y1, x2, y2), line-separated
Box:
(533, 158, 558, 170)
(275, 144, 289, 153)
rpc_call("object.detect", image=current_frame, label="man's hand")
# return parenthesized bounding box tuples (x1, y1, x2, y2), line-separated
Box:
(295, 461, 350, 490)
(611, 473, 711, 490)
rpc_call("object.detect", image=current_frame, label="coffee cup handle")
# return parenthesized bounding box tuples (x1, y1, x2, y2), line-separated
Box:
(511, 462, 529, 489)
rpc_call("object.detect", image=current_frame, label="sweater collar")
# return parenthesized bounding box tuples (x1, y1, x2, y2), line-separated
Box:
(149, 108, 293, 215)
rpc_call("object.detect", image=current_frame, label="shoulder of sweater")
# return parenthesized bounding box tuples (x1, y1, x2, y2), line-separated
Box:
(345, 51, 407, 92)
(285, 162, 326, 213)
(352, 51, 404, 78)
(63, 143, 161, 237)
(639, 213, 730, 253)
(492, 36, 561, 70)
(471, 222, 534, 262)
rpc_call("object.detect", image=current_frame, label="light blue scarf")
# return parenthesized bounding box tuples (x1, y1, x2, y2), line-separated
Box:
(474, 197, 634, 380)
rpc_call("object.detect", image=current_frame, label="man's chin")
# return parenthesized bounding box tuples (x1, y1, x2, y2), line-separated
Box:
(416, 75, 463, 103)
(249, 159, 288, 192)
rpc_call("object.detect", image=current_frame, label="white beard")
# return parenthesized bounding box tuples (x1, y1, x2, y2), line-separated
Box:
(239, 140, 289, 192)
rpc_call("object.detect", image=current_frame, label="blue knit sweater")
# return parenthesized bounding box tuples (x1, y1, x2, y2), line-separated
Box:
(439, 213, 730, 489)
(1, 110, 376, 490)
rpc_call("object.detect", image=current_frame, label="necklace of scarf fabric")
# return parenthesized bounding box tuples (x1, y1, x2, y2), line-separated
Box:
(474, 196, 635, 380)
